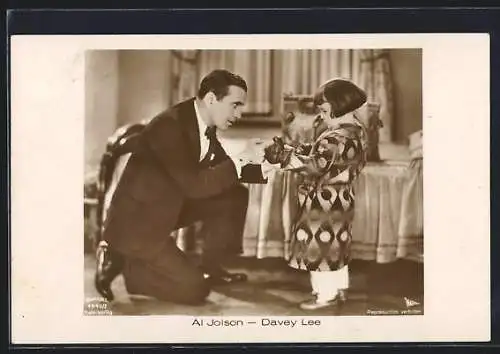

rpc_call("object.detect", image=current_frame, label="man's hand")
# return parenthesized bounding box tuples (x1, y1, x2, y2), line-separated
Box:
(236, 139, 266, 165)
(261, 159, 281, 178)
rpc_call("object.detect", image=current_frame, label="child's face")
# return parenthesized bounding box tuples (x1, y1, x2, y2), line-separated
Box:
(318, 102, 333, 120)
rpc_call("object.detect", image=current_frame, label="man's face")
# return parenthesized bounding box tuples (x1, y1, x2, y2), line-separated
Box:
(208, 85, 247, 130)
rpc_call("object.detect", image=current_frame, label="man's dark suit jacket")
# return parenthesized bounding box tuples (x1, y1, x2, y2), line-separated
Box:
(102, 98, 264, 261)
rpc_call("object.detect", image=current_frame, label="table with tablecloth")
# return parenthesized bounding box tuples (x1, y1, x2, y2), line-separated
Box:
(241, 159, 423, 264)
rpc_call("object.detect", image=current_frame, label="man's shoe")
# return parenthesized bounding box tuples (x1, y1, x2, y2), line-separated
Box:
(204, 270, 248, 285)
(94, 241, 123, 301)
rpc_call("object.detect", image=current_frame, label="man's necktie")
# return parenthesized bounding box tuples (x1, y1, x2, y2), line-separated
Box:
(200, 126, 222, 166)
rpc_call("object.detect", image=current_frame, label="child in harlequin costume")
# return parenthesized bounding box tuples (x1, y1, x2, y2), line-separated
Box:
(265, 78, 368, 310)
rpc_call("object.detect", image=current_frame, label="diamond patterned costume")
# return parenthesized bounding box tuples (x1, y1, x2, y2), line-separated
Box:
(284, 115, 368, 272)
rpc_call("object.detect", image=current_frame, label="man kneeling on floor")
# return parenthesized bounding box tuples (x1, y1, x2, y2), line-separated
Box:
(95, 69, 277, 305)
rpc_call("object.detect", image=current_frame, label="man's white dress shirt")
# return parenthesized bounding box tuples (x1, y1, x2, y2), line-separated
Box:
(194, 101, 244, 176)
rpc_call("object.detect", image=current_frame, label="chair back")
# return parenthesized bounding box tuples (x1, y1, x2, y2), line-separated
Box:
(96, 123, 146, 242)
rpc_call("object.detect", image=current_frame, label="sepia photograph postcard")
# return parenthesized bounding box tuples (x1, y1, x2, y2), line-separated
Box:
(10, 33, 490, 344)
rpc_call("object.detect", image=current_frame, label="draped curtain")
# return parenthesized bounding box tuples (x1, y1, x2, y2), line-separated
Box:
(357, 49, 395, 143)
(281, 49, 356, 96)
(196, 50, 273, 114)
(170, 50, 200, 104)
(280, 49, 394, 142)
(170, 49, 394, 141)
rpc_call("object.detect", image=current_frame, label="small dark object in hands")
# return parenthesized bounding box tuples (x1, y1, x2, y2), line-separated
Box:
(264, 136, 293, 167)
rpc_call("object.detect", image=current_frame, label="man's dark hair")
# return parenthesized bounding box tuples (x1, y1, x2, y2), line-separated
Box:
(197, 69, 248, 100)
(313, 79, 367, 118)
